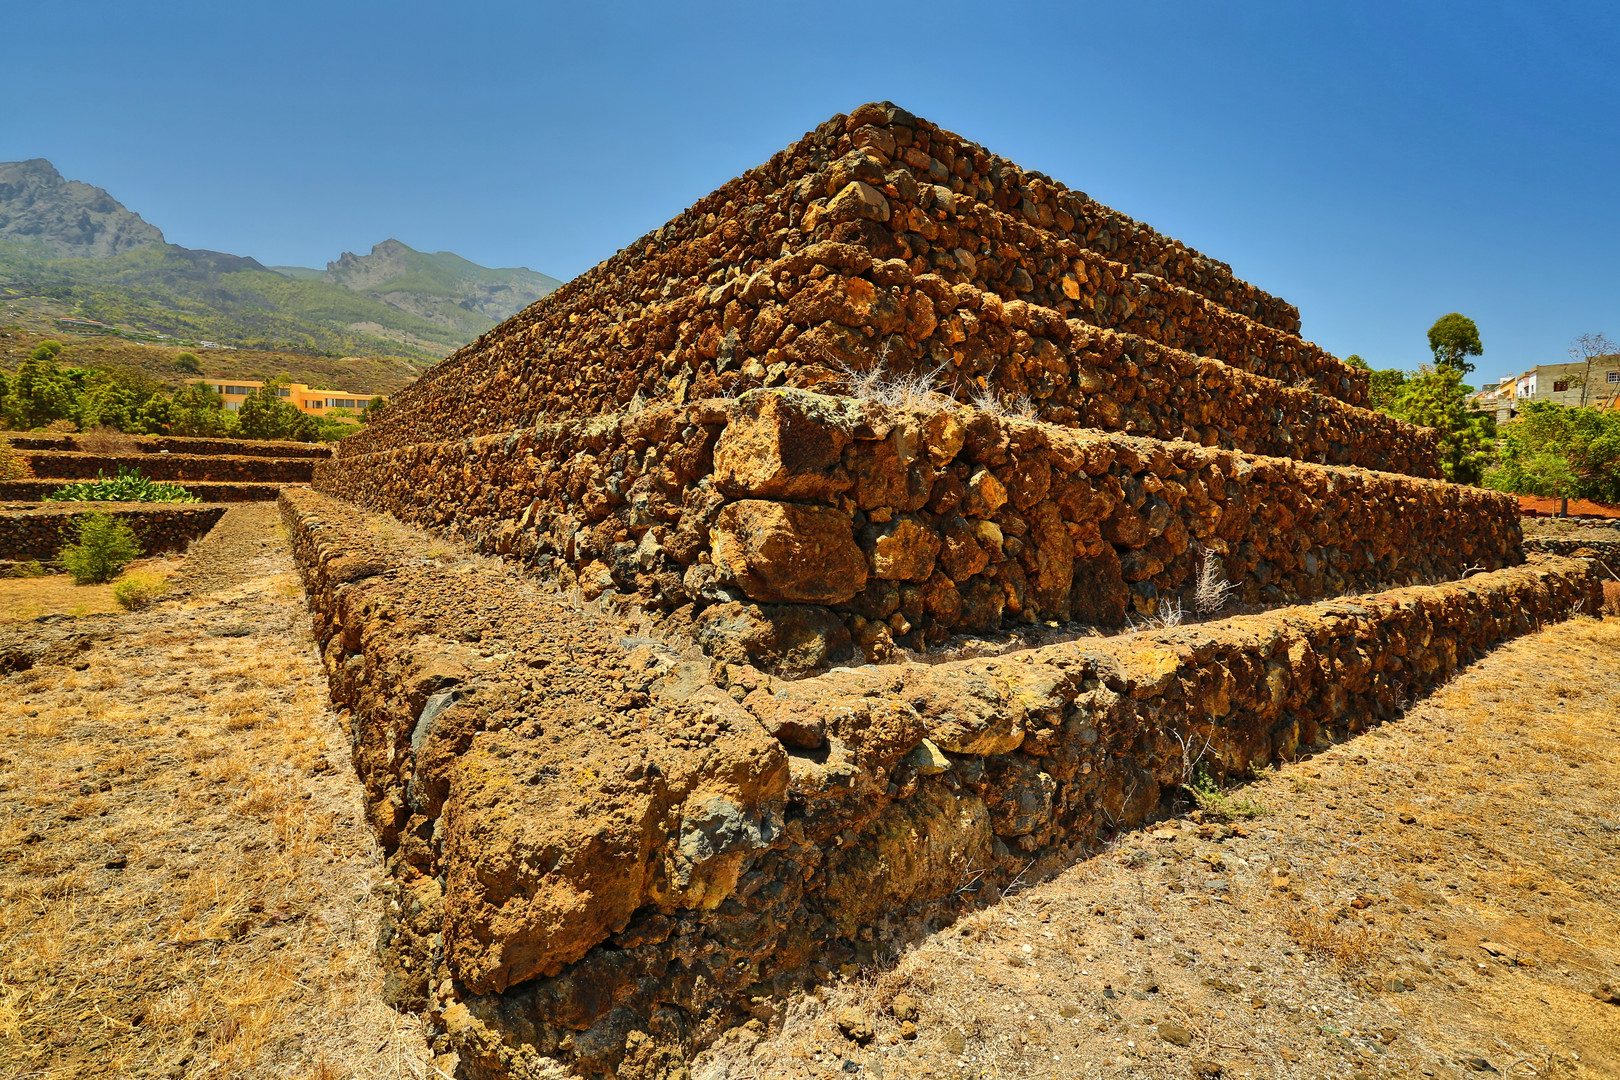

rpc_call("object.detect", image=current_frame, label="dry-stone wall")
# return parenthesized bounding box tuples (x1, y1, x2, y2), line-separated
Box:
(0, 502, 225, 560)
(23, 450, 315, 484)
(280, 486, 1599, 1079)
(1524, 535, 1620, 581)
(342, 103, 1387, 461)
(316, 391, 1516, 673)
(8, 433, 332, 458)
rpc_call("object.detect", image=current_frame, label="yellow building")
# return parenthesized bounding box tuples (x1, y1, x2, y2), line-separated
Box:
(206, 381, 374, 415)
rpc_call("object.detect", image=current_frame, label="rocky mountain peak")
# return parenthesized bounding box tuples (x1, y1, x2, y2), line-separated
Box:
(0, 158, 166, 258)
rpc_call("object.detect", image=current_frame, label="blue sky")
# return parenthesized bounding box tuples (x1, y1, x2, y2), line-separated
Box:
(6, 1, 1618, 378)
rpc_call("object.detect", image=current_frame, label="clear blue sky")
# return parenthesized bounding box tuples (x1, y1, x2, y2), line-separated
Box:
(7, 1, 1618, 378)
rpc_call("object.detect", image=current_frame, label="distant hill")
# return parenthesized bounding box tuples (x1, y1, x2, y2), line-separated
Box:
(273, 239, 562, 340)
(0, 159, 562, 360)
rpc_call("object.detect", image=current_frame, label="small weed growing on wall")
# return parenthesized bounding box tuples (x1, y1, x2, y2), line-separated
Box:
(1188, 764, 1268, 821)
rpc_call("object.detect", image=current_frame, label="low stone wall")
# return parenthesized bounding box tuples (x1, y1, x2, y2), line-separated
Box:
(22, 451, 316, 484)
(1524, 535, 1620, 582)
(317, 391, 1517, 673)
(0, 480, 287, 502)
(0, 502, 226, 560)
(6, 433, 333, 458)
(280, 485, 1599, 1078)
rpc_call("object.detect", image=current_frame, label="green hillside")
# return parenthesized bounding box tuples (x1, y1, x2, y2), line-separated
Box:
(0, 159, 563, 361)
(0, 239, 483, 359)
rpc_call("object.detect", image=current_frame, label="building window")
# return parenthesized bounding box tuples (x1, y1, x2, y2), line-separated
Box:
(1554, 380, 1570, 392)
(1607, 371, 1620, 384)
(277, 388, 291, 397)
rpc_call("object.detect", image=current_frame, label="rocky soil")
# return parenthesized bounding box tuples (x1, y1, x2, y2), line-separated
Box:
(696, 616, 1620, 1080)
(0, 504, 433, 1079)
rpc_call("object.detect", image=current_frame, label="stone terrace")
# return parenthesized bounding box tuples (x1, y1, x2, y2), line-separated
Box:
(284, 104, 1604, 1078)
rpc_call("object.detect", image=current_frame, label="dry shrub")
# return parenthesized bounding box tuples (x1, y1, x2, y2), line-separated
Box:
(75, 425, 142, 456)
(1603, 579, 1620, 616)
(114, 570, 169, 610)
(1277, 906, 1382, 971)
(0, 437, 29, 481)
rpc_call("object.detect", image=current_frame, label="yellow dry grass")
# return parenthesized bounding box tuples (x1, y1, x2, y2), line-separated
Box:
(0, 556, 183, 622)
(0, 509, 431, 1079)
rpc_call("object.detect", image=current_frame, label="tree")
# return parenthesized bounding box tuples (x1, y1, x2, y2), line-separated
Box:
(1345, 353, 1409, 413)
(1427, 314, 1483, 376)
(363, 395, 386, 422)
(58, 512, 143, 584)
(168, 382, 236, 437)
(1486, 400, 1620, 508)
(1387, 366, 1495, 484)
(173, 351, 202, 374)
(4, 343, 77, 429)
(1568, 332, 1618, 409)
(237, 387, 298, 440)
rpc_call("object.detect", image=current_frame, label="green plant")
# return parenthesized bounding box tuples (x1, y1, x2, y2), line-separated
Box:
(1187, 765, 1268, 821)
(58, 512, 143, 584)
(113, 571, 169, 610)
(45, 467, 200, 503)
(5, 560, 47, 578)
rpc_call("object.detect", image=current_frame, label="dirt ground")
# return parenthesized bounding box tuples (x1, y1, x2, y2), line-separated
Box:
(697, 617, 1620, 1080)
(0, 505, 434, 1079)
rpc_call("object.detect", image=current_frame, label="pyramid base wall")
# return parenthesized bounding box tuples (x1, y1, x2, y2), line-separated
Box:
(315, 392, 1518, 675)
(281, 484, 1599, 1078)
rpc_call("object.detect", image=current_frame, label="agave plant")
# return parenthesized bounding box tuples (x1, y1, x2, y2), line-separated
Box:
(45, 467, 201, 504)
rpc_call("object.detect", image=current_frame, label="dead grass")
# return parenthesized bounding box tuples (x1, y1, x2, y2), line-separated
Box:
(0, 507, 431, 1079)
(0, 556, 182, 622)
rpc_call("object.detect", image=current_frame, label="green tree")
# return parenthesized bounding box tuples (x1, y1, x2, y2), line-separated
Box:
(173, 351, 202, 374)
(4, 343, 78, 429)
(1344, 353, 1409, 413)
(1427, 313, 1483, 376)
(1486, 400, 1620, 507)
(1387, 366, 1495, 484)
(58, 511, 143, 584)
(363, 395, 386, 422)
(74, 367, 169, 432)
(168, 382, 236, 437)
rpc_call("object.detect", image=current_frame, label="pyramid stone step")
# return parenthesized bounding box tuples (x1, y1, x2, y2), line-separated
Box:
(342, 104, 1372, 461)
(316, 391, 1518, 673)
(279, 480, 1601, 1076)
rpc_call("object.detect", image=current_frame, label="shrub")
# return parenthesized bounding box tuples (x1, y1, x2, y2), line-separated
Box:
(113, 571, 168, 610)
(74, 425, 142, 456)
(58, 512, 143, 584)
(5, 560, 47, 578)
(46, 467, 200, 503)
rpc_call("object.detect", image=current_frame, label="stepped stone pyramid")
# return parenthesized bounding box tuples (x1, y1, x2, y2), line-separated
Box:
(288, 104, 1599, 1077)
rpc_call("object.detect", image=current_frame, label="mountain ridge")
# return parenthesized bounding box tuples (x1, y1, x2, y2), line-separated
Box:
(0, 159, 561, 359)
